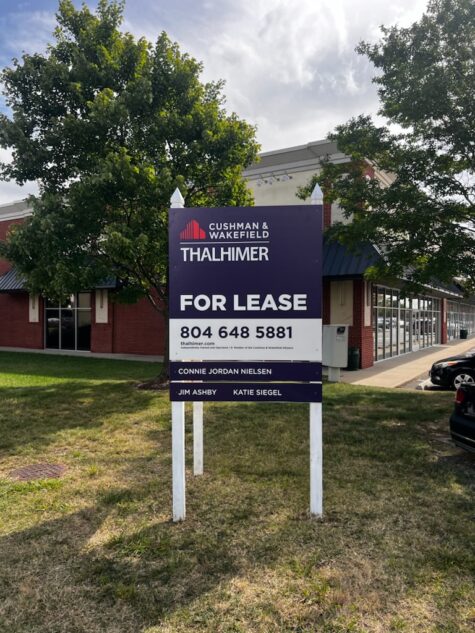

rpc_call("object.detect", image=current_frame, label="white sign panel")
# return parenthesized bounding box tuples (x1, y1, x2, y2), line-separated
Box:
(170, 318, 321, 361)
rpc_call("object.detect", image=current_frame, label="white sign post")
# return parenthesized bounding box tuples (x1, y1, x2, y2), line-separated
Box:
(170, 188, 205, 521)
(310, 183, 324, 516)
(170, 188, 187, 521)
(193, 401, 204, 475)
(171, 400, 186, 521)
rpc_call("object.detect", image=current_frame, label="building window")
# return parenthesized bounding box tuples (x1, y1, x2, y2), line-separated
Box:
(447, 302, 475, 340)
(45, 293, 91, 351)
(372, 286, 441, 361)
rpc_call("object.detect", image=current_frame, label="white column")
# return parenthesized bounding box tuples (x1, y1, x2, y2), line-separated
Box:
(172, 401, 186, 521)
(171, 188, 186, 521)
(193, 402, 204, 475)
(310, 182, 324, 517)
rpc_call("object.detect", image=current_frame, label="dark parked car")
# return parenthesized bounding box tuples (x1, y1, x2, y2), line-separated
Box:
(429, 352, 475, 389)
(450, 384, 475, 452)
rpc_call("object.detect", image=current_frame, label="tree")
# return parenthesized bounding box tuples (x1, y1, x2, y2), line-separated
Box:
(0, 0, 259, 377)
(300, 0, 475, 292)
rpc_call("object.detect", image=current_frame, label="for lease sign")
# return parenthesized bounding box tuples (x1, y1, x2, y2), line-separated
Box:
(169, 206, 322, 362)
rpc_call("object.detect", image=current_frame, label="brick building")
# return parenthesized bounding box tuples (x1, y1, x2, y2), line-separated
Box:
(243, 140, 475, 368)
(0, 139, 473, 365)
(0, 200, 166, 356)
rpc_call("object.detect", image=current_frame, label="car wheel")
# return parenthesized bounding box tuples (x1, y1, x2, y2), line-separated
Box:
(452, 371, 475, 390)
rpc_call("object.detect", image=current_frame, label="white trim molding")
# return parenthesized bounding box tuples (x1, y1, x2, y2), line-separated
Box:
(28, 294, 39, 323)
(95, 289, 108, 323)
(0, 200, 33, 222)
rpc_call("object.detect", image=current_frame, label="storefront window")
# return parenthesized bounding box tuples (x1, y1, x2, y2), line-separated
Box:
(45, 293, 91, 351)
(447, 301, 475, 340)
(373, 286, 442, 361)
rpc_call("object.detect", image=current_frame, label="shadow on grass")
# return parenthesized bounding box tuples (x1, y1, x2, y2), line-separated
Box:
(0, 380, 159, 454)
(203, 388, 455, 471)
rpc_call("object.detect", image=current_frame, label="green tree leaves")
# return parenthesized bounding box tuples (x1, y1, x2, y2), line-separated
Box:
(0, 0, 259, 311)
(303, 0, 475, 292)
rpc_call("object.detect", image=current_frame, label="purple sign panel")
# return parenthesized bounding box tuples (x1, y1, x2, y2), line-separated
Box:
(170, 361, 322, 382)
(170, 382, 322, 403)
(169, 206, 322, 363)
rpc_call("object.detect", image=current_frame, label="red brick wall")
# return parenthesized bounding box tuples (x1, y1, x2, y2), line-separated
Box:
(90, 291, 114, 353)
(0, 293, 43, 349)
(0, 217, 44, 350)
(347, 280, 374, 369)
(356, 326, 374, 369)
(90, 292, 166, 356)
(111, 295, 165, 356)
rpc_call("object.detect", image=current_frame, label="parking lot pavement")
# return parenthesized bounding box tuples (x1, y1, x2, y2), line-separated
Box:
(401, 373, 450, 391)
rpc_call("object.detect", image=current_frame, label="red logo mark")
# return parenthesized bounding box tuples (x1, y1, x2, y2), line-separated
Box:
(180, 220, 206, 240)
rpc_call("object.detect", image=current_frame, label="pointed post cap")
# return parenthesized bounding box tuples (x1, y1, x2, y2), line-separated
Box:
(310, 182, 324, 205)
(170, 187, 185, 208)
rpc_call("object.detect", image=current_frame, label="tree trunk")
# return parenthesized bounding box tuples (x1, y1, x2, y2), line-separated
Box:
(137, 296, 169, 389)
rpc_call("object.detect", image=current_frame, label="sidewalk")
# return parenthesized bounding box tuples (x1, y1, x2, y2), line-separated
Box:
(0, 346, 163, 363)
(340, 336, 475, 388)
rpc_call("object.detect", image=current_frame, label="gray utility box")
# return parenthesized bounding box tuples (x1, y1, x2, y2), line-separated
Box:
(323, 325, 349, 368)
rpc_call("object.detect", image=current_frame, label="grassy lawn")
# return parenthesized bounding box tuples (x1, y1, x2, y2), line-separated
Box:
(0, 351, 473, 632)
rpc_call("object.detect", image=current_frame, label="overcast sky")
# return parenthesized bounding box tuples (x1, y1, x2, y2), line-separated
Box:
(0, 0, 428, 203)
